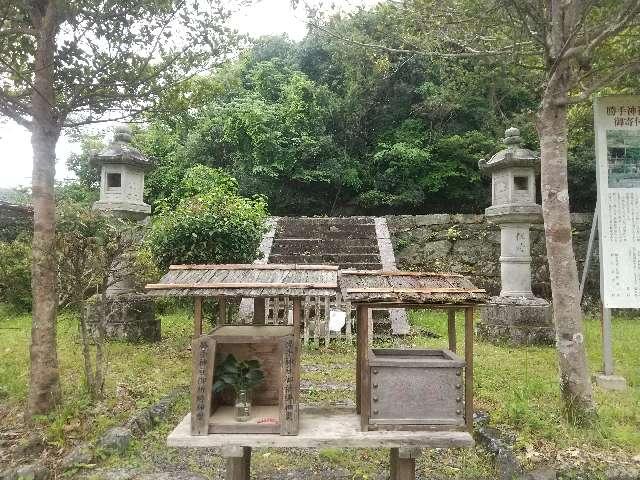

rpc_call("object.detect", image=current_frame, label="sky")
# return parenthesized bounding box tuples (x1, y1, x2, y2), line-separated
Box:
(0, 0, 379, 189)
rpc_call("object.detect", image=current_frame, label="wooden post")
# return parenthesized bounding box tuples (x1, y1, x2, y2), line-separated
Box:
(218, 297, 227, 325)
(345, 300, 352, 341)
(390, 447, 419, 480)
(193, 297, 203, 338)
(223, 446, 251, 480)
(447, 309, 457, 353)
(324, 296, 331, 347)
(356, 305, 370, 430)
(464, 307, 474, 432)
(190, 336, 216, 435)
(303, 295, 310, 345)
(601, 302, 614, 375)
(253, 298, 266, 325)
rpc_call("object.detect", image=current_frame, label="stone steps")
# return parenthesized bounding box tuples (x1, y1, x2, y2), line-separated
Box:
(268, 253, 382, 265)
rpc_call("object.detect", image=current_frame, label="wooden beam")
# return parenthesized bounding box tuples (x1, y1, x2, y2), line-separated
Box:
(464, 307, 474, 432)
(169, 264, 339, 271)
(218, 297, 227, 325)
(349, 303, 479, 309)
(390, 447, 417, 480)
(447, 310, 457, 353)
(190, 336, 216, 435)
(147, 282, 338, 290)
(193, 297, 203, 339)
(341, 270, 463, 277)
(253, 298, 266, 325)
(223, 446, 251, 480)
(356, 305, 370, 431)
(345, 287, 486, 294)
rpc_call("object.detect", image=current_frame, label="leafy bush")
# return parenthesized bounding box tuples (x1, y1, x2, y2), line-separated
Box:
(147, 166, 268, 268)
(0, 237, 32, 310)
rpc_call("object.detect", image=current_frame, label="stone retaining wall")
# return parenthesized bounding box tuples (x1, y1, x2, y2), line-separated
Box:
(0, 201, 32, 242)
(386, 213, 599, 304)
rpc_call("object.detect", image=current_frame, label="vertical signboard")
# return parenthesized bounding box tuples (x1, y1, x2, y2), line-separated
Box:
(595, 96, 640, 308)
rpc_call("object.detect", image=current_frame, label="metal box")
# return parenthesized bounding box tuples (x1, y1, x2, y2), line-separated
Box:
(367, 348, 465, 430)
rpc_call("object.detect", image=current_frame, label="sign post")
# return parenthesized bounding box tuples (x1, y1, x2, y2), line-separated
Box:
(592, 95, 640, 390)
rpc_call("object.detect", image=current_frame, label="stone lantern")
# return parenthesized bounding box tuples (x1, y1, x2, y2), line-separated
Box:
(91, 126, 152, 220)
(86, 125, 160, 342)
(477, 127, 554, 345)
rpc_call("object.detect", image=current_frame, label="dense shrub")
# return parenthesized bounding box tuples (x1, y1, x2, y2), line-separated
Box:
(0, 237, 32, 310)
(147, 166, 268, 268)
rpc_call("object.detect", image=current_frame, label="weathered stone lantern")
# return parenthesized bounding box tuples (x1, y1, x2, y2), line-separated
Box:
(477, 127, 554, 344)
(92, 126, 152, 220)
(87, 125, 160, 341)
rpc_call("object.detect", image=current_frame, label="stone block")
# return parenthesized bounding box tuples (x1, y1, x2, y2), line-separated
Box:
(479, 297, 554, 345)
(593, 374, 628, 391)
(86, 294, 159, 342)
(451, 213, 485, 224)
(98, 427, 132, 454)
(413, 214, 452, 226)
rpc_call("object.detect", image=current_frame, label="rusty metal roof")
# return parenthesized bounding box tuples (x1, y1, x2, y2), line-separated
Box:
(146, 264, 486, 305)
(339, 270, 486, 305)
(145, 264, 339, 298)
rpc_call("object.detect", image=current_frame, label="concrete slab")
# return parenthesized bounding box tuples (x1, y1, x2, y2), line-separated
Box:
(593, 374, 627, 391)
(167, 409, 474, 449)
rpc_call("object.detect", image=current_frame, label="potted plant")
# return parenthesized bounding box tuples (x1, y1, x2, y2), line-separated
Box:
(213, 354, 265, 422)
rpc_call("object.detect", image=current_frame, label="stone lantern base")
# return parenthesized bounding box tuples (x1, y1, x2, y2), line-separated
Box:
(478, 296, 554, 345)
(86, 293, 160, 342)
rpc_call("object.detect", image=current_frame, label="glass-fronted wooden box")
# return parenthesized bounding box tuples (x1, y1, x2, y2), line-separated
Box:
(366, 348, 465, 430)
(191, 325, 300, 436)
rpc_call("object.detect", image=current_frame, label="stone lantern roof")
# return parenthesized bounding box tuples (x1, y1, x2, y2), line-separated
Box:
(90, 125, 153, 170)
(478, 127, 539, 173)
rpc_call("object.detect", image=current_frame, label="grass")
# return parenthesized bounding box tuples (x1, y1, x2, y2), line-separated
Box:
(1, 304, 639, 478)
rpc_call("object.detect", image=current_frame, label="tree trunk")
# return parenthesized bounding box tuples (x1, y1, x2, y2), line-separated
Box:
(27, 1, 61, 417)
(537, 85, 596, 421)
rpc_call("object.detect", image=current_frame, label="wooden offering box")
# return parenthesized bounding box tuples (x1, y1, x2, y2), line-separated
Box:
(367, 349, 465, 430)
(191, 325, 300, 436)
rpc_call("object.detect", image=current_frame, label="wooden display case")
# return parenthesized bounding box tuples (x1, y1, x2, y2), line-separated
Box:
(191, 325, 300, 436)
(366, 348, 465, 430)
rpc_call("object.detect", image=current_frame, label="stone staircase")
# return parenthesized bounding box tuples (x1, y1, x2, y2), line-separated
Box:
(240, 216, 409, 337)
(269, 217, 383, 270)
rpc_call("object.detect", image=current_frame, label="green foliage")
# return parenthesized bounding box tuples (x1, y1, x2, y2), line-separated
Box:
(56, 202, 144, 307)
(65, 134, 104, 189)
(55, 181, 99, 206)
(0, 237, 32, 310)
(212, 354, 265, 395)
(147, 166, 268, 268)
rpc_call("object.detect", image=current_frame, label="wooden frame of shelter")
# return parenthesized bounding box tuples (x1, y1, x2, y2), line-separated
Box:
(147, 264, 339, 437)
(147, 264, 486, 480)
(339, 270, 486, 433)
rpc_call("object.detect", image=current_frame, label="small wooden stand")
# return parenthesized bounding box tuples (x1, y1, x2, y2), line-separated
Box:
(149, 264, 486, 480)
(191, 323, 301, 436)
(169, 409, 472, 480)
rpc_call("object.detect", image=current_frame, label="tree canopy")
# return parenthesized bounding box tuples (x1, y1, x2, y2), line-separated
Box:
(78, 4, 611, 216)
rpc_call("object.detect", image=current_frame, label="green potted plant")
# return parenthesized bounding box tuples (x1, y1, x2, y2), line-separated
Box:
(213, 354, 265, 422)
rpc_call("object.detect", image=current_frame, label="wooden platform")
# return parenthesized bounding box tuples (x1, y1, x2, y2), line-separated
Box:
(167, 409, 474, 449)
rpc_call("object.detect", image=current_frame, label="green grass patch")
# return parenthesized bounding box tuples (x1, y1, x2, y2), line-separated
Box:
(1, 304, 638, 478)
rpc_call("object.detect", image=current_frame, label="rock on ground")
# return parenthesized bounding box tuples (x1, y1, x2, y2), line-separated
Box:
(98, 427, 132, 454)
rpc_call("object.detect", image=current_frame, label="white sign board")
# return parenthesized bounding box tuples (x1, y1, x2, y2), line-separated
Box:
(595, 95, 640, 308)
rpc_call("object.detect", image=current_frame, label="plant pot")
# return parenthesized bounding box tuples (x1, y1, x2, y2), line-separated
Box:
(234, 388, 251, 422)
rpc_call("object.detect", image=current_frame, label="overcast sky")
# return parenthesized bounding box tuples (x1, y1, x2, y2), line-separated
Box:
(0, 0, 379, 189)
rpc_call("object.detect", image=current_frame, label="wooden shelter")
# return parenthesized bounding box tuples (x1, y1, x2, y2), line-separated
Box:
(147, 264, 487, 480)
(148, 264, 338, 437)
(339, 270, 486, 433)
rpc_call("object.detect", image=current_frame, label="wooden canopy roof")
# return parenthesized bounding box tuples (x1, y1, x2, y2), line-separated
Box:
(339, 270, 486, 305)
(146, 264, 486, 305)
(146, 264, 339, 298)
